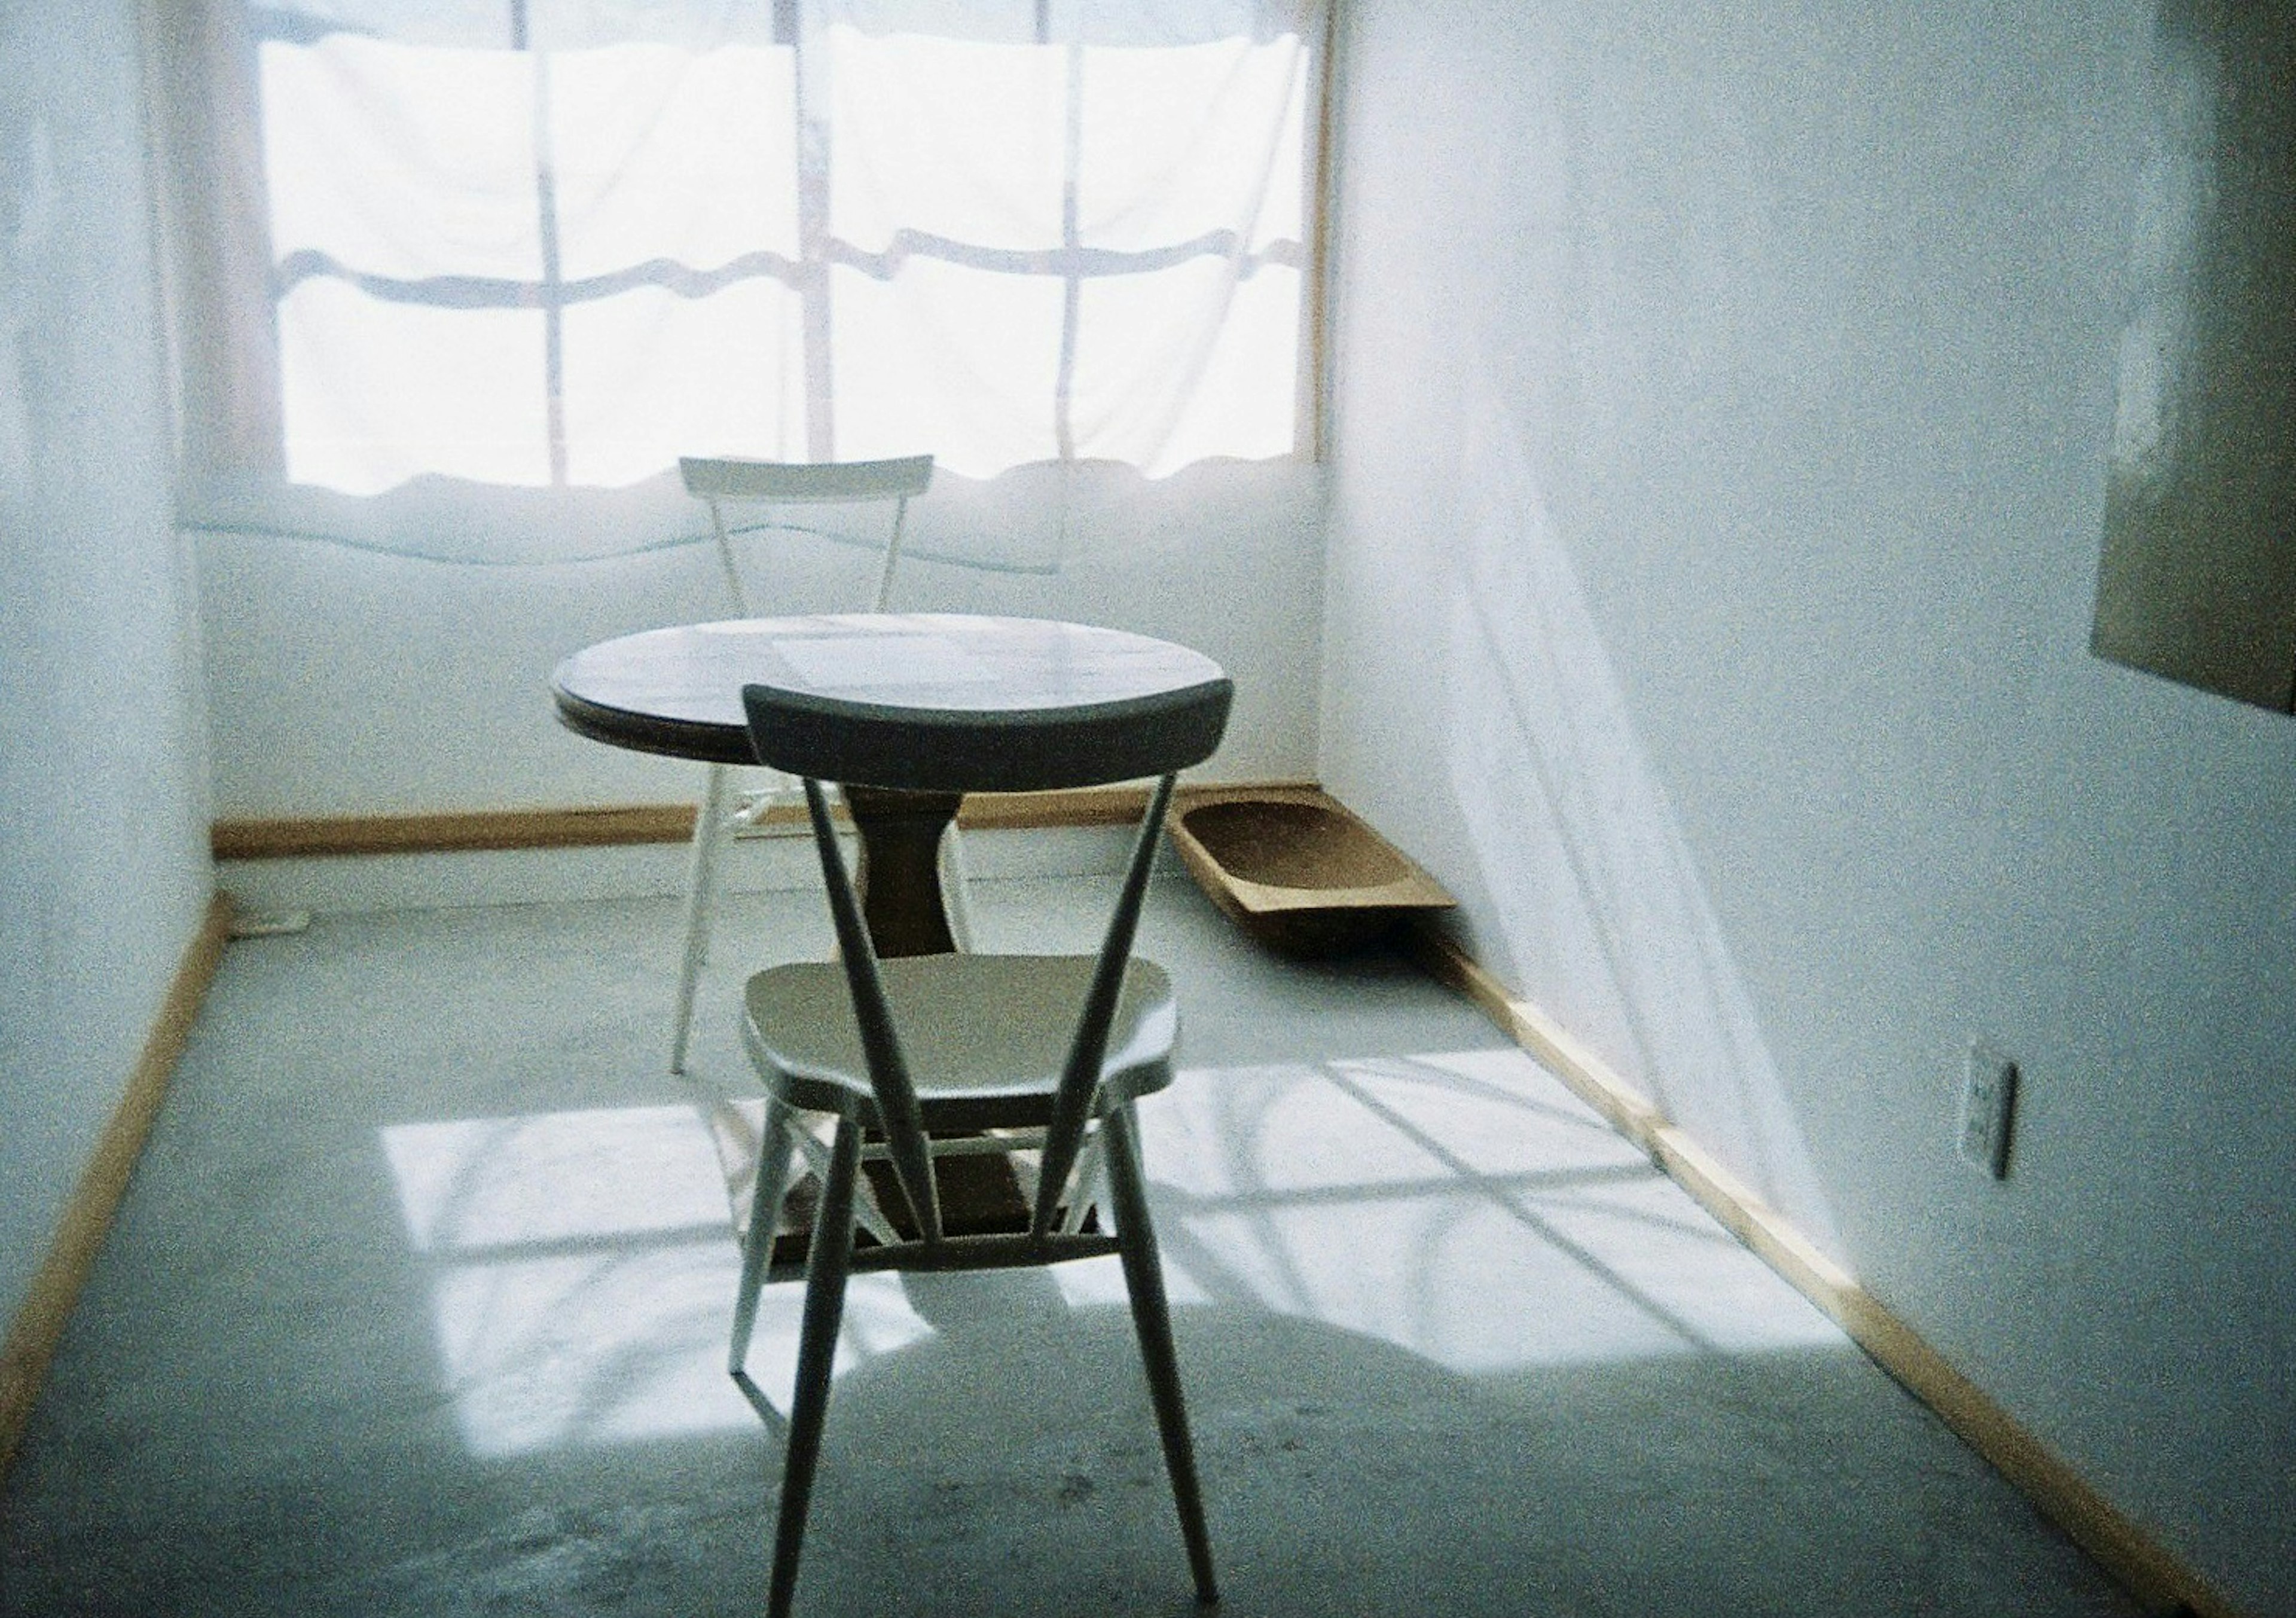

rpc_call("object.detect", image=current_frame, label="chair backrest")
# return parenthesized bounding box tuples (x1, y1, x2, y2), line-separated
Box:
(741, 665, 1232, 1244)
(680, 454, 936, 617)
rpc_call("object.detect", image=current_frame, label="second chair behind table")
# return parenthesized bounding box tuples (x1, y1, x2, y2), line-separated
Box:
(670, 453, 975, 1073)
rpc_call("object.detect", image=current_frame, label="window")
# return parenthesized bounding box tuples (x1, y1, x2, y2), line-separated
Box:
(188, 1, 1318, 502)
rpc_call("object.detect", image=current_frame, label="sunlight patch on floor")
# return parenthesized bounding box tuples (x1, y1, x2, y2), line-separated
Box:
(380, 1104, 936, 1454)
(1143, 1048, 1843, 1373)
(377, 1045, 1840, 1455)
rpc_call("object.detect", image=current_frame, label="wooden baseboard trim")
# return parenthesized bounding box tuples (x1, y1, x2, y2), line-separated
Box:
(0, 891, 234, 1486)
(211, 780, 1324, 861)
(1401, 917, 2234, 1618)
(213, 805, 697, 859)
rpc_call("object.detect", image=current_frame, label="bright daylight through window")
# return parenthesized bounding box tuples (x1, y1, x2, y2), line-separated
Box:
(244, 1, 1315, 497)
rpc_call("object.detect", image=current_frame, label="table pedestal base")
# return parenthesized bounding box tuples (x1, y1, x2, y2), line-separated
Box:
(842, 786, 962, 958)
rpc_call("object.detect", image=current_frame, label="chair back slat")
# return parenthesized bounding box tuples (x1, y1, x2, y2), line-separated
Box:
(680, 455, 935, 503)
(746, 679, 1232, 795)
(1031, 771, 1176, 1235)
(800, 777, 942, 1244)
(683, 456, 935, 618)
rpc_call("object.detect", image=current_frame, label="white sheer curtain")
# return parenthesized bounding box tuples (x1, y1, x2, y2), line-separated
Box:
(153, 0, 1322, 563)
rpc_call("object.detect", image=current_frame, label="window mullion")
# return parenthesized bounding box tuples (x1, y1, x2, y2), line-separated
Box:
(1053, 36, 1082, 462)
(513, 0, 568, 486)
(795, 13, 833, 462)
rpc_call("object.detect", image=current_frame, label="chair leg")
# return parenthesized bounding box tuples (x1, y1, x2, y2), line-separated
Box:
(671, 762, 731, 1073)
(770, 1112, 862, 1618)
(1103, 1106, 1219, 1605)
(730, 1096, 802, 1376)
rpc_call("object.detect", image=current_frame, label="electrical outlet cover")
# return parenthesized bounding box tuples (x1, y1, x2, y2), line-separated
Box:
(1958, 1042, 2017, 1179)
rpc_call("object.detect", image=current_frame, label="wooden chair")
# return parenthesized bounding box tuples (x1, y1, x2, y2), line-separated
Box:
(670, 454, 978, 1073)
(729, 660, 1232, 1617)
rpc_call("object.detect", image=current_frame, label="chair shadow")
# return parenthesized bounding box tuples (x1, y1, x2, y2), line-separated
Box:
(722, 1267, 2108, 1618)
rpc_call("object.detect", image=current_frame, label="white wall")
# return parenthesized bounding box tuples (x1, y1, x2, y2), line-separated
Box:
(1322, 1, 2294, 1611)
(0, 0, 214, 1326)
(197, 459, 1326, 820)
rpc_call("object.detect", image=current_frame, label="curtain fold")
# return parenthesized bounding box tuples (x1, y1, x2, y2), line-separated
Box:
(157, 0, 1323, 564)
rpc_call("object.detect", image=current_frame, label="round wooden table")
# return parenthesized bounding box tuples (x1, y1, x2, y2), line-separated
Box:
(552, 612, 1231, 956)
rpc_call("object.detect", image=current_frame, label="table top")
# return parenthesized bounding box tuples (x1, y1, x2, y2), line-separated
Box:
(554, 612, 1232, 789)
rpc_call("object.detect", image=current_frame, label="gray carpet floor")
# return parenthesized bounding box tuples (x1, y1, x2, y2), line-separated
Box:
(1, 868, 2139, 1617)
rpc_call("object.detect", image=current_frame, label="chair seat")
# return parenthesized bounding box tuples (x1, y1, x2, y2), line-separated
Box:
(743, 954, 1178, 1132)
